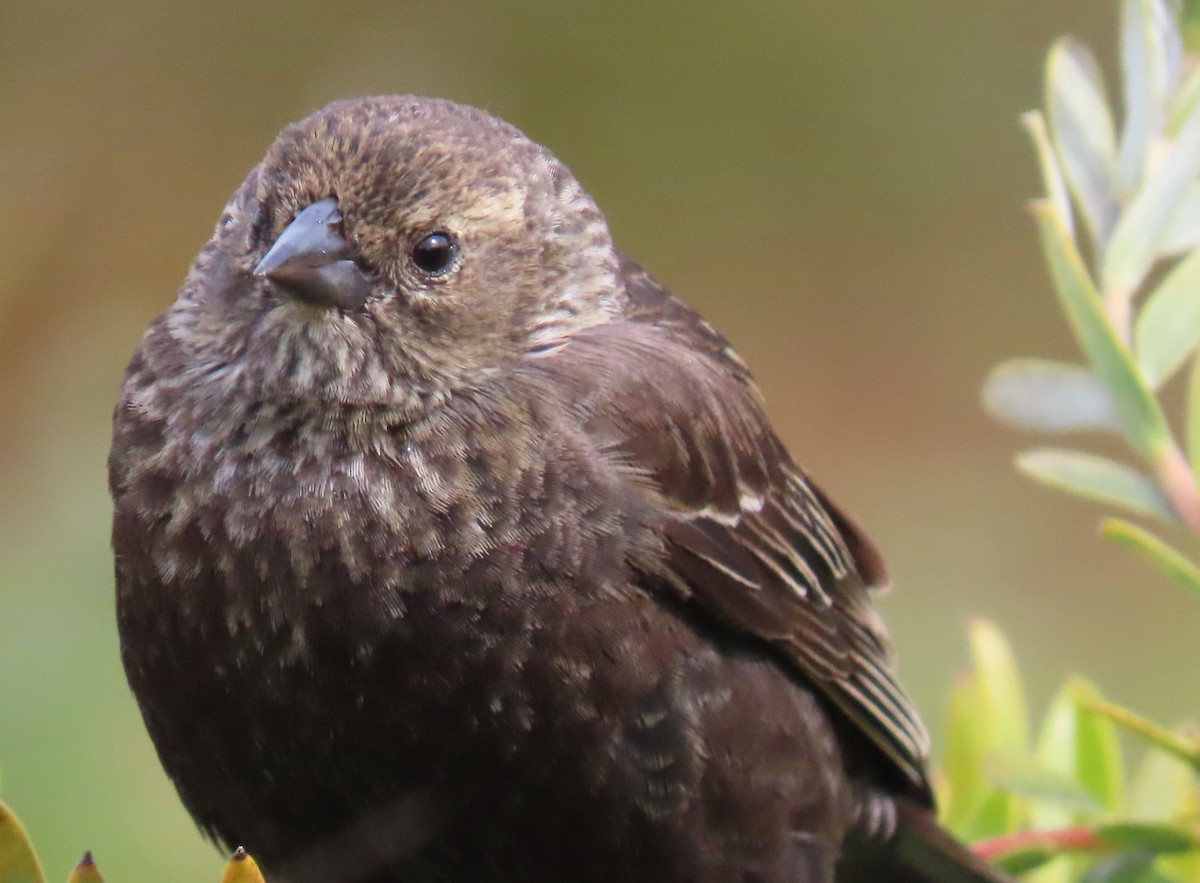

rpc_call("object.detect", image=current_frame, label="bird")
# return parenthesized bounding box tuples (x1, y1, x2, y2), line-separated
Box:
(109, 95, 1011, 883)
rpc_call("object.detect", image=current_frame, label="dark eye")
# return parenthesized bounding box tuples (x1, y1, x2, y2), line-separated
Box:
(412, 232, 457, 276)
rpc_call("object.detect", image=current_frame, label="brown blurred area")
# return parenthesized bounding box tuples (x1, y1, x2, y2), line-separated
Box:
(1, 1, 1195, 879)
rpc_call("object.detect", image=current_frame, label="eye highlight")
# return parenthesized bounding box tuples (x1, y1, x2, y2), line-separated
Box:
(412, 232, 457, 276)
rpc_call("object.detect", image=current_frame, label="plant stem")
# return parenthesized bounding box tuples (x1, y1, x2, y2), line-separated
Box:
(1154, 444, 1200, 532)
(1103, 286, 1133, 346)
(972, 824, 1110, 859)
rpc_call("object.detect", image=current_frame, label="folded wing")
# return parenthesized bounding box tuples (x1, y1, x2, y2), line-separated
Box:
(521, 257, 932, 800)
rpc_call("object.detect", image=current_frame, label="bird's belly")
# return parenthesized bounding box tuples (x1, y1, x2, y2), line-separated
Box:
(119, 538, 848, 883)
(114, 438, 848, 882)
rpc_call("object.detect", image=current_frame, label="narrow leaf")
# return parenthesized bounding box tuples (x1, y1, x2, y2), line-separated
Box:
(1034, 203, 1175, 459)
(1134, 246, 1200, 387)
(1046, 38, 1119, 249)
(1158, 180, 1200, 254)
(1016, 449, 1179, 524)
(0, 802, 45, 883)
(1117, 0, 1163, 195)
(1187, 352, 1200, 486)
(1024, 111, 1076, 240)
(941, 673, 993, 836)
(1094, 822, 1199, 853)
(994, 846, 1058, 875)
(940, 624, 1032, 840)
(1184, 0, 1200, 53)
(969, 789, 1025, 841)
(1149, 0, 1185, 90)
(1166, 57, 1200, 135)
(968, 619, 1030, 758)
(1160, 846, 1200, 883)
(1103, 53, 1200, 301)
(1100, 517, 1200, 601)
(1038, 679, 1124, 815)
(983, 359, 1121, 434)
(1078, 850, 1158, 883)
(1090, 697, 1200, 771)
(1034, 685, 1093, 836)
(987, 755, 1105, 812)
(1130, 745, 1199, 819)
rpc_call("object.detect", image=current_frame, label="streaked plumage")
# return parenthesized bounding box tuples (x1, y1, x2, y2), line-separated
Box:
(110, 96, 1008, 883)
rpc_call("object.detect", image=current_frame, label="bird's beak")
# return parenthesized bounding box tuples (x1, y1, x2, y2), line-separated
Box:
(253, 197, 373, 311)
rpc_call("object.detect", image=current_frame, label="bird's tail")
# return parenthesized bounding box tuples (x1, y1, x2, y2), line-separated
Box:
(838, 798, 1014, 883)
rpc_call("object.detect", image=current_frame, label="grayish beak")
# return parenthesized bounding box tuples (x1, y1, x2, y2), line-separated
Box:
(254, 197, 373, 311)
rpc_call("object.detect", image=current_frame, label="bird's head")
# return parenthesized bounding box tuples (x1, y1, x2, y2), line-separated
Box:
(165, 96, 624, 413)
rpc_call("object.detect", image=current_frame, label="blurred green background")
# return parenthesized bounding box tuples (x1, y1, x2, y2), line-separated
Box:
(2, 1, 1197, 879)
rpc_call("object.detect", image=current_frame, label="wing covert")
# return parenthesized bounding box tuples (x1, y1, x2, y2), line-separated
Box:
(519, 256, 932, 800)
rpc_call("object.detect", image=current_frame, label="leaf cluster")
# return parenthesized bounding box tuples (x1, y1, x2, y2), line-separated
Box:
(984, 0, 1200, 599)
(938, 622, 1199, 882)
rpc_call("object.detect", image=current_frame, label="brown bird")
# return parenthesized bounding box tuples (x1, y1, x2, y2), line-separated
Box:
(110, 96, 1010, 883)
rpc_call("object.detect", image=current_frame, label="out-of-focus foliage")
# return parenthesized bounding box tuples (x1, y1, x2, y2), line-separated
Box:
(937, 623, 1199, 882)
(0, 801, 106, 883)
(0, 801, 45, 883)
(983, 0, 1200, 595)
(976, 3, 1200, 880)
(0, 805, 266, 883)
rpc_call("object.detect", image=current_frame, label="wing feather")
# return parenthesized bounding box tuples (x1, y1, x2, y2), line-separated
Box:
(519, 256, 933, 800)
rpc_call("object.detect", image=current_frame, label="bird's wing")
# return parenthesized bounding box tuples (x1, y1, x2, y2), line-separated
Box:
(519, 257, 932, 799)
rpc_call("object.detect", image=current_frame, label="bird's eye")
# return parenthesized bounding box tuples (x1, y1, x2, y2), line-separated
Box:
(412, 232, 457, 276)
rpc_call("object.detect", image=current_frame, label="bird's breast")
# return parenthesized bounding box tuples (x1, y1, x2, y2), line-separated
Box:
(112, 393, 652, 710)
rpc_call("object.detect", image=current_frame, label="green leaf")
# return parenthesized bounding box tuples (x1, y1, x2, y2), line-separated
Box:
(1001, 846, 1061, 875)
(1116, 0, 1181, 197)
(941, 673, 993, 835)
(1036, 679, 1124, 817)
(1100, 517, 1200, 601)
(1046, 38, 1119, 249)
(940, 623, 1031, 839)
(965, 621, 1029, 837)
(1078, 850, 1160, 883)
(1134, 247, 1200, 387)
(970, 788, 1025, 841)
(1024, 111, 1077, 241)
(0, 801, 44, 883)
(1129, 738, 1199, 819)
(1103, 53, 1200, 302)
(1113, 0, 1171, 194)
(1160, 846, 1200, 883)
(1187, 354, 1200, 487)
(1095, 822, 1200, 854)
(1166, 49, 1200, 134)
(983, 359, 1121, 434)
(1184, 0, 1200, 53)
(994, 846, 1058, 875)
(1089, 696, 1200, 772)
(1016, 449, 1179, 524)
(968, 619, 1030, 758)
(1158, 181, 1200, 254)
(987, 755, 1106, 812)
(1033, 203, 1175, 459)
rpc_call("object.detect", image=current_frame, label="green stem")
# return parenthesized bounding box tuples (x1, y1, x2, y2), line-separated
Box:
(1089, 700, 1200, 771)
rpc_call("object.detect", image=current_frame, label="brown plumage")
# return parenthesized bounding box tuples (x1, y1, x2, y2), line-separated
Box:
(110, 96, 1010, 883)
